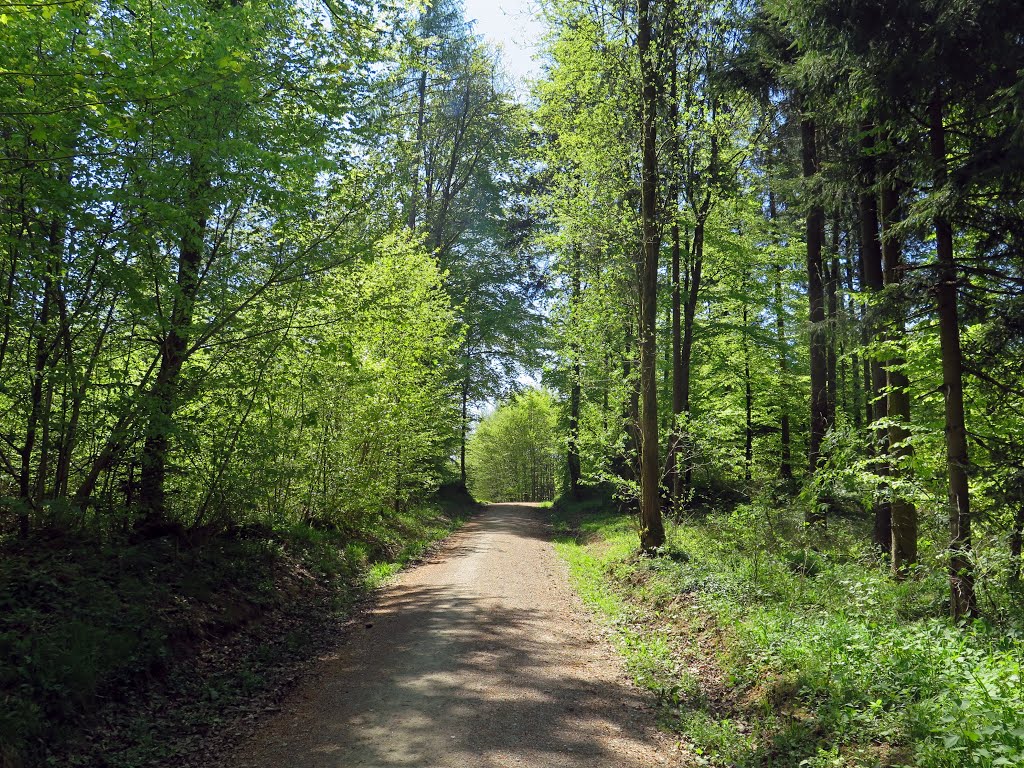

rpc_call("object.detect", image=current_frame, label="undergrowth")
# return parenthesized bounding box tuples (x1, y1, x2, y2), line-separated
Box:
(552, 498, 1024, 768)
(0, 489, 476, 768)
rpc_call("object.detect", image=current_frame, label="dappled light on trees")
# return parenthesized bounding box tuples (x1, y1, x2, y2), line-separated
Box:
(535, 0, 1024, 626)
(4, 0, 1024, 763)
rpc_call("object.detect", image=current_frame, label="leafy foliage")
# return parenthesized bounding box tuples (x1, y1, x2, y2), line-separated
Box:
(534, 0, 1024, 599)
(554, 499, 1024, 767)
(467, 388, 561, 503)
(0, 0, 536, 763)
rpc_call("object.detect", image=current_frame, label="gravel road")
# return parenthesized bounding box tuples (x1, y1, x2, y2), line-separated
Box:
(231, 502, 681, 767)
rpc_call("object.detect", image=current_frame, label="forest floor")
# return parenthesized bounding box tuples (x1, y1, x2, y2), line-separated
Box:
(228, 502, 684, 768)
(551, 498, 1024, 768)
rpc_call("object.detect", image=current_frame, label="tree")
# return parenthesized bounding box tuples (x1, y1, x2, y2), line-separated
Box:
(467, 389, 560, 503)
(0, 0, 480, 545)
(376, 0, 544, 488)
(536, 0, 1024, 619)
(636, 0, 665, 551)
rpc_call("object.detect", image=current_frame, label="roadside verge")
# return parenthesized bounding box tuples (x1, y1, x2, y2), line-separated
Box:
(2, 489, 478, 768)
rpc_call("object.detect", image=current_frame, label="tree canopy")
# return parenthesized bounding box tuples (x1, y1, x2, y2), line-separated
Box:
(534, 0, 1024, 617)
(0, 0, 547, 542)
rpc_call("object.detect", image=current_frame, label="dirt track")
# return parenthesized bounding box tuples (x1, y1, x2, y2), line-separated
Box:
(231, 503, 680, 767)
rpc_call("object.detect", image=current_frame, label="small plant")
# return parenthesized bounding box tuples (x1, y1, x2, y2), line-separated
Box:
(784, 549, 824, 578)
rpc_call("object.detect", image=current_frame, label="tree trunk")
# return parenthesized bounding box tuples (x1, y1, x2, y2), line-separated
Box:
(861, 323, 873, 429)
(36, 379, 53, 505)
(138, 157, 209, 525)
(621, 324, 639, 490)
(602, 352, 610, 433)
(460, 377, 469, 488)
(880, 163, 917, 576)
(1011, 505, 1024, 584)
(801, 116, 828, 517)
(743, 299, 753, 484)
(843, 255, 863, 432)
(637, 0, 664, 551)
(669, 219, 683, 502)
(406, 3, 434, 232)
(770, 192, 792, 481)
(20, 275, 51, 537)
(681, 221, 703, 493)
(19, 215, 64, 535)
(826, 222, 839, 428)
(836, 230, 849, 422)
(614, 324, 641, 515)
(668, 45, 683, 508)
(929, 92, 975, 620)
(858, 130, 892, 550)
(567, 255, 582, 499)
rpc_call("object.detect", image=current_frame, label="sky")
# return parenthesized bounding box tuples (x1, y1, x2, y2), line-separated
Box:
(462, 0, 544, 94)
(461, 0, 545, 395)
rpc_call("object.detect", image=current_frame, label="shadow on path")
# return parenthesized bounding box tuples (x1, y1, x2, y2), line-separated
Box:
(232, 503, 672, 768)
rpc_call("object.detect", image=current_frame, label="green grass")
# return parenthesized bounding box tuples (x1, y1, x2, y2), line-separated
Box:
(0, 491, 476, 768)
(552, 499, 1024, 768)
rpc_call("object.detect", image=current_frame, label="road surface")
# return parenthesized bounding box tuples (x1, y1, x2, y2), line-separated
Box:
(231, 502, 679, 767)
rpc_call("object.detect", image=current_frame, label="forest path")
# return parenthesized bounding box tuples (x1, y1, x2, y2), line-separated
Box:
(231, 502, 681, 768)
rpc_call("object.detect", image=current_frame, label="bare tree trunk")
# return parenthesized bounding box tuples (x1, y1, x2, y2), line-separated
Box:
(836, 228, 849, 422)
(637, 0, 664, 551)
(1011, 506, 1024, 584)
(0, 159, 28, 376)
(602, 351, 610, 433)
(669, 219, 683, 501)
(743, 299, 753, 484)
(613, 324, 641, 515)
(802, 116, 827, 521)
(20, 276, 51, 537)
(929, 93, 975, 619)
(770, 192, 792, 481)
(36, 380, 53, 506)
(621, 324, 639, 491)
(843, 254, 863, 432)
(861, 315, 873, 430)
(406, 3, 434, 232)
(880, 163, 917, 576)
(680, 221, 704, 494)
(858, 128, 891, 549)
(460, 377, 469, 489)
(668, 46, 683, 508)
(567, 254, 582, 499)
(19, 215, 65, 535)
(826, 222, 839, 428)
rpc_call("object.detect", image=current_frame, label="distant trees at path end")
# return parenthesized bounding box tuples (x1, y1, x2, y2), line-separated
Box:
(467, 389, 561, 503)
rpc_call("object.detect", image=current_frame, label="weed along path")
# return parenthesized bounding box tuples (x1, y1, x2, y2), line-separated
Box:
(230, 502, 679, 768)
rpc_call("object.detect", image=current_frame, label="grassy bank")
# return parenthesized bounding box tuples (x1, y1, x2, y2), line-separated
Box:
(1, 490, 477, 768)
(552, 498, 1024, 768)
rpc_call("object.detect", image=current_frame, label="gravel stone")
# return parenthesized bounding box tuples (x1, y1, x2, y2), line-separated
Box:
(230, 503, 682, 767)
